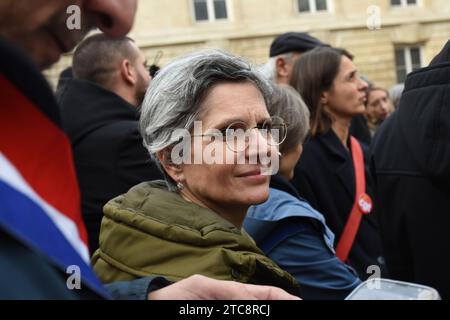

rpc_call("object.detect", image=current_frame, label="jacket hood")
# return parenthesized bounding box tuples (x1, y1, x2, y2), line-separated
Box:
(397, 40, 450, 185)
(104, 180, 243, 243)
(92, 181, 299, 292)
(430, 40, 450, 66)
(58, 79, 138, 145)
(245, 187, 335, 252)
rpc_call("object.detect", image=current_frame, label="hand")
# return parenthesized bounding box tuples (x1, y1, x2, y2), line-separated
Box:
(148, 274, 301, 300)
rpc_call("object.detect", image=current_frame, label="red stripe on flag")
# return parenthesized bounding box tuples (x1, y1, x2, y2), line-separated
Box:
(0, 75, 88, 246)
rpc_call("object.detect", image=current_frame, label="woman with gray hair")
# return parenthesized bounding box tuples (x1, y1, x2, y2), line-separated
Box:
(244, 85, 361, 300)
(92, 49, 299, 295)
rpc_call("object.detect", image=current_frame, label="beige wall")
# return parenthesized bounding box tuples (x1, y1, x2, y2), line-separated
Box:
(45, 0, 450, 89)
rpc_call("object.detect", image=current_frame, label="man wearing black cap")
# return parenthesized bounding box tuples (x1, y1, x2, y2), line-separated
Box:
(261, 32, 328, 84)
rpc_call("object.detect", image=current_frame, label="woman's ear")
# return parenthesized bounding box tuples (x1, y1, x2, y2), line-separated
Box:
(156, 149, 184, 182)
(320, 91, 329, 106)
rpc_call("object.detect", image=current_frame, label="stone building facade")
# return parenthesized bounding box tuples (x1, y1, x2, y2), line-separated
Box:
(45, 0, 450, 89)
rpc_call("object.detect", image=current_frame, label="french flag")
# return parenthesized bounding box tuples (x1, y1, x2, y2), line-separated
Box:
(0, 70, 107, 297)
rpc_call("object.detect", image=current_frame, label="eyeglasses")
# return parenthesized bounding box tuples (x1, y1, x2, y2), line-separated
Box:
(192, 116, 288, 152)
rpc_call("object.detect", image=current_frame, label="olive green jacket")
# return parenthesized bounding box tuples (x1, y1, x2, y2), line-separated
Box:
(92, 181, 299, 295)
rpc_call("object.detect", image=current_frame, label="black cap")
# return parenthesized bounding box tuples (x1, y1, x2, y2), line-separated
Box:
(269, 32, 328, 57)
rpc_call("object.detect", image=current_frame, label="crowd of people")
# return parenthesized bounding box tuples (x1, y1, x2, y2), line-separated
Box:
(1, 0, 450, 300)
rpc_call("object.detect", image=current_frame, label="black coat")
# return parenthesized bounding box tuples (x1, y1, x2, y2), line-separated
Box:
(350, 114, 372, 146)
(58, 80, 163, 253)
(370, 40, 450, 299)
(291, 129, 386, 279)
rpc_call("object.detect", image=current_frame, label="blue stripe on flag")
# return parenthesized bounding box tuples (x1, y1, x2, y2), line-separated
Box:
(0, 180, 108, 298)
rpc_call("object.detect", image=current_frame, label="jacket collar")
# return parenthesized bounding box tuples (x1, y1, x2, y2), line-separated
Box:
(96, 181, 299, 292)
(314, 129, 351, 161)
(270, 174, 301, 199)
(106, 180, 242, 234)
(314, 130, 355, 199)
(58, 79, 138, 144)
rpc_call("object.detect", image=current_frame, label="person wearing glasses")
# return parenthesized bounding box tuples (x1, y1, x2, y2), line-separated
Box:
(91, 49, 300, 296)
(244, 85, 361, 300)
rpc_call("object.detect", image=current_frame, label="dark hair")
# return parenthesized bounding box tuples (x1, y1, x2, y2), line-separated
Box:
(290, 47, 353, 137)
(73, 34, 137, 87)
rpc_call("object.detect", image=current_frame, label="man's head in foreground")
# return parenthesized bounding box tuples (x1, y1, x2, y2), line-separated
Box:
(0, 0, 138, 69)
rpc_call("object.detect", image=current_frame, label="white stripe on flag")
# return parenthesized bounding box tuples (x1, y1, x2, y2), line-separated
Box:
(0, 152, 90, 262)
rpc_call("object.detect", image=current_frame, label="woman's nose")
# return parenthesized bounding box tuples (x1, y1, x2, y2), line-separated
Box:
(359, 77, 369, 91)
(83, 0, 137, 37)
(380, 101, 389, 112)
(246, 129, 272, 160)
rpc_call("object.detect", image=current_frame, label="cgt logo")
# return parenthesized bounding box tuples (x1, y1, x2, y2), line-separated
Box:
(358, 193, 373, 215)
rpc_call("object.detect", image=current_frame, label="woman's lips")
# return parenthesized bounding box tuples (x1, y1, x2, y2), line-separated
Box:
(379, 112, 389, 119)
(237, 170, 261, 178)
(236, 170, 269, 183)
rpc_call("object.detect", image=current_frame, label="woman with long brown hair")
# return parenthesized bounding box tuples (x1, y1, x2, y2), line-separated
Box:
(290, 47, 386, 279)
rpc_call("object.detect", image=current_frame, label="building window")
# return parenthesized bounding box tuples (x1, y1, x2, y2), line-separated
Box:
(193, 0, 228, 22)
(298, 0, 329, 13)
(395, 46, 423, 83)
(390, 0, 418, 7)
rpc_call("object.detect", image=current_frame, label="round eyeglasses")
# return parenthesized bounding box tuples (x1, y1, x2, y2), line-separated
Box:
(193, 116, 288, 153)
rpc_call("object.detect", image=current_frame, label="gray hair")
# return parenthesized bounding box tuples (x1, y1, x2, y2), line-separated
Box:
(267, 84, 310, 153)
(258, 52, 295, 83)
(389, 83, 405, 109)
(139, 49, 273, 191)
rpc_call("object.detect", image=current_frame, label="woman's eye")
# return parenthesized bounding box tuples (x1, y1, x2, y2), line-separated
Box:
(227, 124, 246, 131)
(222, 128, 234, 136)
(221, 128, 237, 137)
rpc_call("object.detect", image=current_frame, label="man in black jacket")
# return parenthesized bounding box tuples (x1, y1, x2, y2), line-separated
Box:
(371, 40, 450, 299)
(59, 34, 163, 252)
